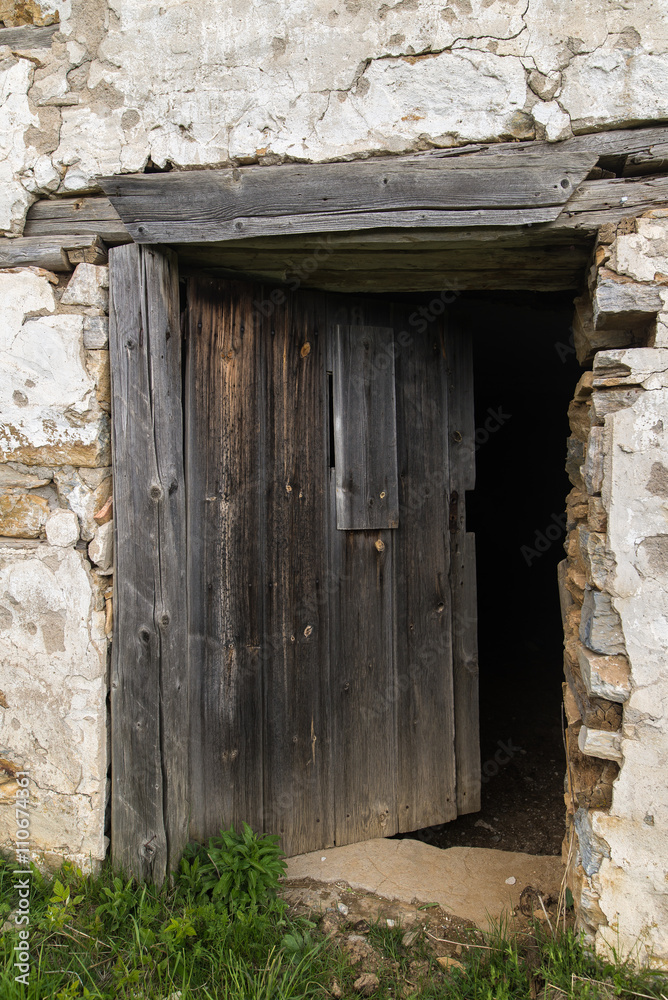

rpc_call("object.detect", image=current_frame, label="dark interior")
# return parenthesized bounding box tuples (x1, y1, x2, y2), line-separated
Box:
(399, 292, 581, 856)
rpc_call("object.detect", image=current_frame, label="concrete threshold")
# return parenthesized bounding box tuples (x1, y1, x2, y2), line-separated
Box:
(285, 838, 564, 930)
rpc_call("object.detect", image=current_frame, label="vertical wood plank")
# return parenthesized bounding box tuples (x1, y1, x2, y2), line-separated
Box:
(260, 289, 335, 855)
(393, 307, 457, 832)
(109, 243, 188, 881)
(447, 320, 481, 815)
(185, 277, 265, 841)
(333, 325, 399, 530)
(328, 298, 397, 845)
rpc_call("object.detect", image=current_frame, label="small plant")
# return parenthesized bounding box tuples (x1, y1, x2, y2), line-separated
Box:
(94, 876, 137, 931)
(176, 823, 287, 914)
(44, 878, 83, 929)
(281, 922, 318, 965)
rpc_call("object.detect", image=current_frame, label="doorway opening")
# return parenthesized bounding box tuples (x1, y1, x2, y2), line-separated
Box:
(398, 292, 581, 856)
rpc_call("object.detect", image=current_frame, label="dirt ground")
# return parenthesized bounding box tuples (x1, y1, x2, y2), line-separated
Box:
(396, 659, 567, 857)
(282, 875, 566, 993)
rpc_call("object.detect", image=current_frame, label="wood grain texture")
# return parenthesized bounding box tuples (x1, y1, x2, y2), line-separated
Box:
(333, 324, 399, 530)
(109, 243, 188, 881)
(24, 196, 130, 244)
(260, 288, 335, 855)
(0, 235, 108, 271)
(185, 277, 266, 840)
(0, 23, 58, 47)
(99, 150, 596, 242)
(185, 278, 335, 855)
(328, 303, 397, 845)
(446, 321, 480, 815)
(392, 303, 457, 832)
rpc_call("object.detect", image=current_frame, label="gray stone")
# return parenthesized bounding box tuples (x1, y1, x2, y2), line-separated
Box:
(583, 427, 607, 496)
(0, 466, 50, 489)
(574, 807, 610, 878)
(83, 316, 109, 349)
(88, 520, 113, 572)
(566, 436, 585, 490)
(580, 588, 626, 656)
(61, 264, 109, 310)
(593, 279, 662, 332)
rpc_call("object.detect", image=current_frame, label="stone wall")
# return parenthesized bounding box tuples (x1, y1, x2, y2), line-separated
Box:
(1, 0, 668, 235)
(562, 214, 668, 969)
(0, 261, 112, 871)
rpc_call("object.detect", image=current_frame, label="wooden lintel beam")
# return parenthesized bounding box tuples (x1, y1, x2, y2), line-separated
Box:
(99, 150, 597, 243)
(0, 235, 109, 272)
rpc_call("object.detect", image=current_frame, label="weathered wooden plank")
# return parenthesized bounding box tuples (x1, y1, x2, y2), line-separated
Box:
(0, 234, 108, 271)
(446, 322, 480, 815)
(327, 297, 398, 847)
(559, 175, 668, 225)
(333, 324, 399, 531)
(185, 268, 585, 294)
(111, 172, 668, 243)
(109, 243, 188, 881)
(180, 245, 588, 274)
(95, 207, 570, 243)
(329, 475, 397, 845)
(0, 23, 58, 48)
(622, 141, 668, 177)
(24, 196, 131, 244)
(185, 276, 265, 841)
(101, 150, 592, 219)
(392, 303, 457, 832)
(0, 237, 68, 271)
(260, 287, 335, 855)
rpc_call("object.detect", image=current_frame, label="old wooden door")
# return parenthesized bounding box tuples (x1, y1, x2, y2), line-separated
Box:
(184, 276, 479, 857)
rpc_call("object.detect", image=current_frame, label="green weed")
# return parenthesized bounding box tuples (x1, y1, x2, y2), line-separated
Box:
(1, 834, 667, 1000)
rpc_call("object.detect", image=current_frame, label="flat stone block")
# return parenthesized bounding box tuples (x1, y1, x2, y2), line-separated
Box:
(577, 642, 630, 704)
(578, 725, 623, 764)
(593, 279, 662, 331)
(0, 491, 48, 537)
(83, 316, 109, 349)
(580, 588, 625, 656)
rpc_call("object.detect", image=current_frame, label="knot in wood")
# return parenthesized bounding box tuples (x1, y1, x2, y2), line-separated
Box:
(159, 612, 170, 627)
(375, 539, 385, 552)
(149, 484, 163, 501)
(139, 627, 151, 643)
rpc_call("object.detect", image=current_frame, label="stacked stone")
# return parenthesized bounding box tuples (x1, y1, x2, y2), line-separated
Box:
(561, 213, 668, 968)
(0, 261, 112, 871)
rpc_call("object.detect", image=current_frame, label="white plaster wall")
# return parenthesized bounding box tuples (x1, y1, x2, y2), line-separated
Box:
(0, 264, 112, 871)
(0, 541, 107, 871)
(593, 374, 668, 968)
(2, 0, 668, 233)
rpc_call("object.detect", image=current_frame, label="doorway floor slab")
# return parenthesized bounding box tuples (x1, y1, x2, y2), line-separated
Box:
(285, 838, 563, 929)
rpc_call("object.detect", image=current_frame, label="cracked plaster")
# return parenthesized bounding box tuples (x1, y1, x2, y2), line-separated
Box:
(0, 541, 107, 870)
(0, 0, 666, 233)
